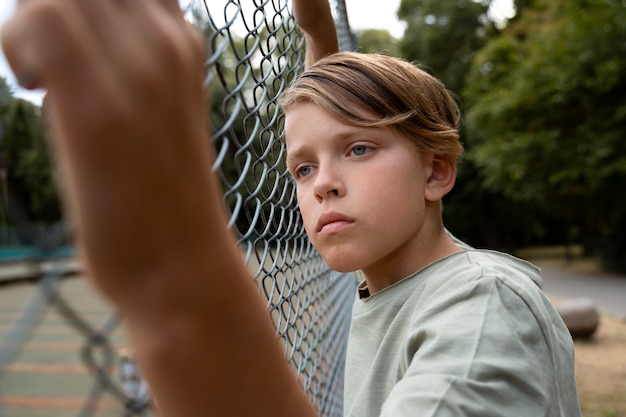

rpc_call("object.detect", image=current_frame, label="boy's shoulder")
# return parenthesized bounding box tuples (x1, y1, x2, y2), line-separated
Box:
(444, 231, 542, 287)
(406, 246, 558, 335)
(356, 233, 546, 311)
(417, 237, 544, 301)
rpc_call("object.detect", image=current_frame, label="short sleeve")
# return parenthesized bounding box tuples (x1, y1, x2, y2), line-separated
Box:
(380, 276, 566, 417)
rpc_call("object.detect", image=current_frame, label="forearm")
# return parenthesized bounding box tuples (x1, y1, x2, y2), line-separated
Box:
(63, 59, 319, 417)
(106, 165, 318, 416)
(69, 126, 319, 416)
(121, 227, 317, 417)
(293, 0, 339, 68)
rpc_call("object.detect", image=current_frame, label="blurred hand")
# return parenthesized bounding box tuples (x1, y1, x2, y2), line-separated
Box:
(1, 0, 217, 300)
(292, 0, 339, 68)
(292, 0, 334, 36)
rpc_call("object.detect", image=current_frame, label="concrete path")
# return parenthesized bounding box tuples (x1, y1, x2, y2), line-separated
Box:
(0, 267, 134, 417)
(535, 260, 626, 318)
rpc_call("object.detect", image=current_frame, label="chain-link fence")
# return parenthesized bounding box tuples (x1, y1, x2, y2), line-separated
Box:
(0, 1, 358, 416)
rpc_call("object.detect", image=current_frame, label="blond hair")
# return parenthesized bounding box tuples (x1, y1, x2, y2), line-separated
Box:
(279, 52, 463, 166)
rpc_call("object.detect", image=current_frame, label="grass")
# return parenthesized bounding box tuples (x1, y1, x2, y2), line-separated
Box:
(574, 312, 626, 417)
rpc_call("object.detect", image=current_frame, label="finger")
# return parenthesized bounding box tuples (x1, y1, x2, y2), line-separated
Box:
(128, 0, 204, 70)
(14, 0, 35, 10)
(152, 0, 184, 15)
(1, 1, 104, 91)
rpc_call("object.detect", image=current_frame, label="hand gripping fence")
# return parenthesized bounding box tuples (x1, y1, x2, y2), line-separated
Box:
(0, 1, 358, 416)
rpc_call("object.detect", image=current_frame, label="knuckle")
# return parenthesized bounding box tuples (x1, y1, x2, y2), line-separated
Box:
(1, 0, 65, 88)
(148, 21, 205, 87)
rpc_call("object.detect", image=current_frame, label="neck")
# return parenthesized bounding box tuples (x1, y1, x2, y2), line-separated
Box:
(361, 225, 461, 296)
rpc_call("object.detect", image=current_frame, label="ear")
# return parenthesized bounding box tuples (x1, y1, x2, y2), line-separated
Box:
(424, 154, 456, 202)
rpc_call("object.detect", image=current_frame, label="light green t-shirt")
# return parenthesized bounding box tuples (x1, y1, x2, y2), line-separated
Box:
(344, 249, 581, 417)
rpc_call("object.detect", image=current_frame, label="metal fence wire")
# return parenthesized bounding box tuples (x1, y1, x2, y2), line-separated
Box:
(0, 1, 358, 416)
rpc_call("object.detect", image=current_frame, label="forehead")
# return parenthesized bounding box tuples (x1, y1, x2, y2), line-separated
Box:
(284, 103, 375, 149)
(283, 99, 382, 137)
(283, 102, 415, 171)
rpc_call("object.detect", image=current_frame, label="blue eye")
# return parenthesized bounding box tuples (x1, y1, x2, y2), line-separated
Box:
(351, 145, 370, 156)
(297, 165, 313, 178)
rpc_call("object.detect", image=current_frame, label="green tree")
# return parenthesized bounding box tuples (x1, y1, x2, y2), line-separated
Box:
(0, 77, 14, 232)
(397, 0, 495, 93)
(356, 29, 401, 57)
(0, 95, 61, 244)
(464, 0, 626, 270)
(0, 76, 12, 110)
(396, 0, 536, 250)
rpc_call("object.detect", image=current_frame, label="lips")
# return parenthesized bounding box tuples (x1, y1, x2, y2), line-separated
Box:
(316, 212, 354, 233)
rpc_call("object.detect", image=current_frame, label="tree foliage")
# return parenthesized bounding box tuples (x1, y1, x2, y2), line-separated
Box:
(355, 29, 401, 57)
(395, 0, 626, 271)
(463, 0, 626, 270)
(395, 0, 528, 250)
(0, 78, 61, 244)
(0, 77, 12, 110)
(397, 0, 495, 93)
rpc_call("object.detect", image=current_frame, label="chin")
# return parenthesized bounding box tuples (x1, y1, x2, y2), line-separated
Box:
(328, 263, 358, 273)
(321, 252, 363, 273)
(312, 240, 369, 272)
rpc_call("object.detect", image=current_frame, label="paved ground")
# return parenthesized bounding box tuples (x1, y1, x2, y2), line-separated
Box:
(535, 260, 626, 318)
(0, 264, 138, 417)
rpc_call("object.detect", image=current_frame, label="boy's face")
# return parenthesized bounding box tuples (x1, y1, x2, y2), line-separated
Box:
(285, 102, 435, 278)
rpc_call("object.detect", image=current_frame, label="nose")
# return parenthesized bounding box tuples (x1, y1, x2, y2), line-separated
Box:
(313, 163, 345, 202)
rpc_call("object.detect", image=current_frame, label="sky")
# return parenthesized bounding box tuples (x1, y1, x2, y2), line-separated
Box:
(0, 0, 513, 105)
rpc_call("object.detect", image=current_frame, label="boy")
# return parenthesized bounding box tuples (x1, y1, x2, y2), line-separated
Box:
(1, 0, 580, 416)
(280, 51, 581, 416)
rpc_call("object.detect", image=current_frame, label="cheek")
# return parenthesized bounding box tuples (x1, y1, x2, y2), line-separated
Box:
(370, 169, 424, 217)
(371, 166, 415, 196)
(296, 188, 316, 233)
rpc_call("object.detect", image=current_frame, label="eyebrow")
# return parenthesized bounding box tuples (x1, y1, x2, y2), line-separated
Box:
(285, 148, 307, 170)
(286, 127, 378, 164)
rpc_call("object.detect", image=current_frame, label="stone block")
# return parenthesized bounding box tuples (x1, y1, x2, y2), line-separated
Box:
(555, 297, 600, 339)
